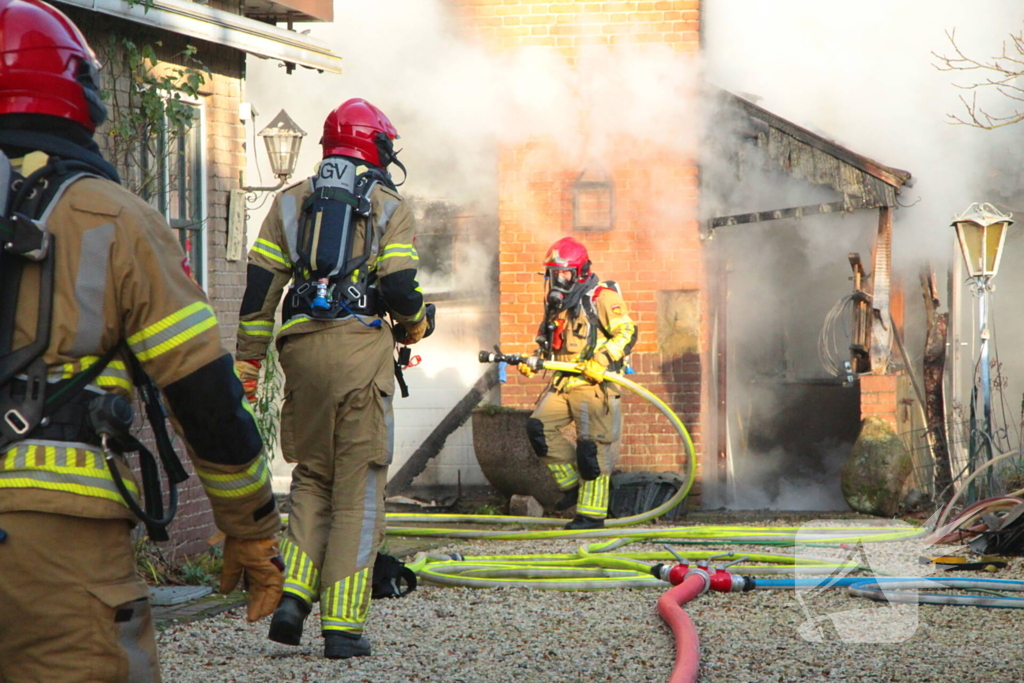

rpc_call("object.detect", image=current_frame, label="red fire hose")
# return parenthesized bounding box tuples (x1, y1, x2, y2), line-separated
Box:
(656, 571, 708, 683)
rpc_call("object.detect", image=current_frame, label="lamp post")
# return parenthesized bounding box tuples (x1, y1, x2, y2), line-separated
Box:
(952, 202, 1013, 493)
(243, 109, 306, 193)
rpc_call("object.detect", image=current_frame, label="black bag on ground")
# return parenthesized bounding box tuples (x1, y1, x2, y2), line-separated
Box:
(372, 552, 417, 598)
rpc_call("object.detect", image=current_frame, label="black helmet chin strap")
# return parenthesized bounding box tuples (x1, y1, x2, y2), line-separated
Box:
(374, 132, 407, 187)
(558, 273, 598, 312)
(389, 152, 407, 187)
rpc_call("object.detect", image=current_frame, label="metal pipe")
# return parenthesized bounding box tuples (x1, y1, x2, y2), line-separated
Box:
(978, 283, 994, 481)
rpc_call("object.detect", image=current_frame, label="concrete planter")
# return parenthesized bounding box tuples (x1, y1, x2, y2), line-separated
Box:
(841, 416, 913, 517)
(472, 407, 562, 508)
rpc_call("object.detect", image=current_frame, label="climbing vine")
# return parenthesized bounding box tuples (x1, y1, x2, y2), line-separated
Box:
(95, 37, 209, 200)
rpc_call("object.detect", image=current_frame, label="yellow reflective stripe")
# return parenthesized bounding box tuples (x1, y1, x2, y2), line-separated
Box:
(321, 569, 371, 632)
(128, 302, 218, 362)
(577, 475, 609, 518)
(252, 238, 290, 266)
(95, 375, 132, 391)
(0, 477, 129, 504)
(49, 358, 130, 389)
(600, 319, 637, 360)
(377, 249, 418, 261)
(280, 315, 312, 332)
(547, 463, 579, 489)
(196, 457, 269, 498)
(240, 320, 274, 337)
(376, 243, 418, 263)
(281, 537, 319, 603)
(0, 443, 138, 505)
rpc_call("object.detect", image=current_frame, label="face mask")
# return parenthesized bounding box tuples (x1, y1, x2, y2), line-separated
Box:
(546, 267, 576, 294)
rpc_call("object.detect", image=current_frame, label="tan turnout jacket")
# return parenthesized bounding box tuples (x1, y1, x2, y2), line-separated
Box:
(237, 177, 424, 361)
(0, 169, 278, 539)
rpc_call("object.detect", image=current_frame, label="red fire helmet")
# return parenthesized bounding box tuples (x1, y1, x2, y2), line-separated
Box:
(0, 0, 106, 132)
(544, 237, 591, 284)
(321, 98, 398, 167)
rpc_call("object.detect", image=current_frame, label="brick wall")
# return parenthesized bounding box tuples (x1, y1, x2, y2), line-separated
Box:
(860, 374, 899, 428)
(451, 2, 707, 492)
(70, 9, 248, 555)
(450, 0, 700, 57)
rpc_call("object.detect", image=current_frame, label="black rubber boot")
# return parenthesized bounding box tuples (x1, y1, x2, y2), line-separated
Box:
(554, 487, 579, 511)
(268, 594, 311, 646)
(564, 514, 604, 530)
(323, 631, 372, 659)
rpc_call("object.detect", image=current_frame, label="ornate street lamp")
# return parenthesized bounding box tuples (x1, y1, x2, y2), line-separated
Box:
(952, 202, 1013, 492)
(243, 109, 306, 193)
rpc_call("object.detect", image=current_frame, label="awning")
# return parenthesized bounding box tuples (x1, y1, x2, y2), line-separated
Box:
(53, 0, 342, 74)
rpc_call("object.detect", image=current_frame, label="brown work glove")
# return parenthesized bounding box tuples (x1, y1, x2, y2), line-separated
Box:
(576, 358, 606, 384)
(517, 362, 536, 379)
(235, 359, 262, 404)
(219, 536, 285, 622)
(396, 315, 430, 345)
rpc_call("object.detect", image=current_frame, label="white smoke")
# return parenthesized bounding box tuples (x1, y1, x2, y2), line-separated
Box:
(704, 0, 1024, 267)
(244, 0, 1024, 501)
(703, 0, 1024, 509)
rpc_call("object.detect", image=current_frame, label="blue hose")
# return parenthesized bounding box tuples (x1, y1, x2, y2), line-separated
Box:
(754, 576, 1024, 608)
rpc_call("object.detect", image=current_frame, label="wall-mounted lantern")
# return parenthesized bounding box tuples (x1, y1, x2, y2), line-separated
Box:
(230, 109, 307, 262)
(573, 165, 615, 232)
(242, 109, 306, 193)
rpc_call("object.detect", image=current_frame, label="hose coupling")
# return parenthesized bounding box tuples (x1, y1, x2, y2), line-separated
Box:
(651, 562, 691, 585)
(683, 567, 711, 594)
(709, 570, 755, 593)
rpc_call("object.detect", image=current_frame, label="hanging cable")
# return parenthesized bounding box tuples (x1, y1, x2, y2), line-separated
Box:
(817, 294, 854, 377)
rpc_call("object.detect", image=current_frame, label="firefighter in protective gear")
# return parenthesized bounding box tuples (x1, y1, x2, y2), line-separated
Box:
(236, 98, 426, 659)
(0, 3, 283, 682)
(521, 237, 637, 530)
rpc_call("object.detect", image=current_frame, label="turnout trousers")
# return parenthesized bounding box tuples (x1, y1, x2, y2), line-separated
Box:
(528, 383, 621, 519)
(0, 511, 160, 683)
(277, 321, 394, 635)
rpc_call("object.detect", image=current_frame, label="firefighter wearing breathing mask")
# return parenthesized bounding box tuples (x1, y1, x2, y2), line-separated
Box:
(0, 2, 283, 682)
(235, 98, 427, 659)
(519, 237, 638, 530)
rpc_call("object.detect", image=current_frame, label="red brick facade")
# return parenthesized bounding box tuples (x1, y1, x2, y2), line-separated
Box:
(159, 46, 248, 556)
(859, 374, 899, 428)
(452, 2, 708, 488)
(69, 7, 249, 555)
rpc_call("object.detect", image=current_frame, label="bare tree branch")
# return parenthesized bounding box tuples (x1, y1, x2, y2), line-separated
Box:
(934, 26, 1024, 129)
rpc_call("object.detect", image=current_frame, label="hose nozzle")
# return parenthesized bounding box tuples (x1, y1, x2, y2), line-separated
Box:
(478, 350, 543, 371)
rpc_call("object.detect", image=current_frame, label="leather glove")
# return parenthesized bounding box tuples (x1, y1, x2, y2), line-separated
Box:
(517, 362, 536, 379)
(235, 359, 262, 404)
(219, 536, 285, 622)
(576, 358, 606, 384)
(396, 315, 430, 345)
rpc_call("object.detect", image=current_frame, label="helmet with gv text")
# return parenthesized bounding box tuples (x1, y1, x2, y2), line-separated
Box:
(543, 237, 591, 295)
(0, 0, 107, 132)
(321, 98, 399, 169)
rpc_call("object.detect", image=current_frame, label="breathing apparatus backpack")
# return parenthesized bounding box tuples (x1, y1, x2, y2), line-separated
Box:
(290, 156, 387, 320)
(0, 149, 187, 541)
(536, 279, 632, 373)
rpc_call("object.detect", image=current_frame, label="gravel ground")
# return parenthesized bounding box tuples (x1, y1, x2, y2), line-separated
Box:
(157, 529, 1024, 683)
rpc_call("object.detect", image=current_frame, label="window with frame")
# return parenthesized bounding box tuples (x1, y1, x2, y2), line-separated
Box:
(141, 101, 206, 288)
